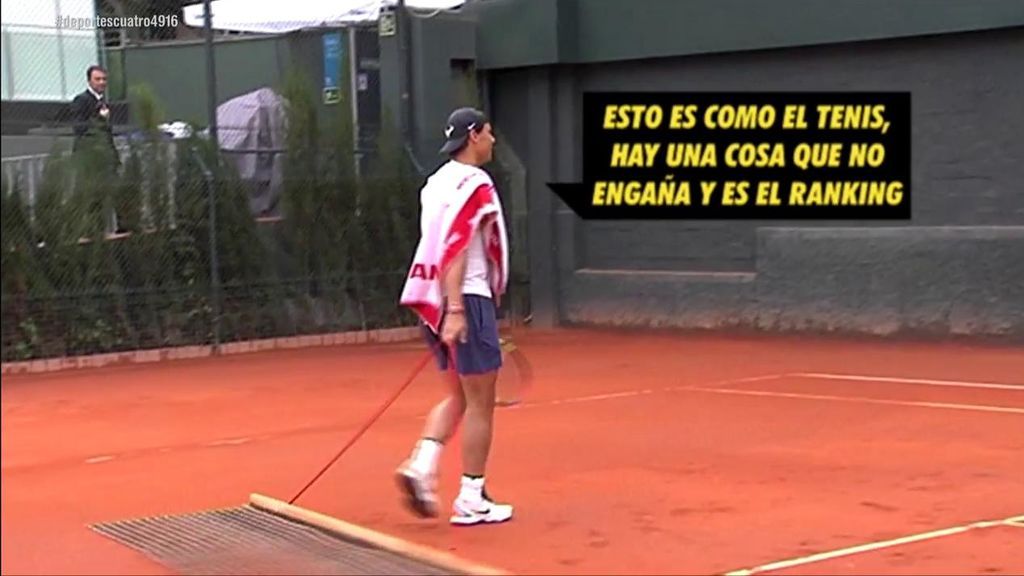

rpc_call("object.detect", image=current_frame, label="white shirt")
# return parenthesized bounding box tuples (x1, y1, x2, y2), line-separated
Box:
(462, 226, 492, 298)
(419, 160, 494, 299)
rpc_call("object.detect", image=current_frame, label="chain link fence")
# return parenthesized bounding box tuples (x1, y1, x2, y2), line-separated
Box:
(2, 63, 424, 362)
(1, 2, 536, 363)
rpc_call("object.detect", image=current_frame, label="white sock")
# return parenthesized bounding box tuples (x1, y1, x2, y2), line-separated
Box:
(459, 475, 485, 502)
(409, 438, 442, 476)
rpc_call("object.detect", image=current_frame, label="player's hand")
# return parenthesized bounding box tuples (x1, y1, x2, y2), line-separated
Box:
(441, 312, 468, 346)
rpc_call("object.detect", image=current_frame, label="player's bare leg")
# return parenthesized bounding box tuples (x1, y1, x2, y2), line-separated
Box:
(424, 392, 466, 443)
(459, 371, 496, 476)
(451, 370, 513, 525)
(396, 381, 466, 518)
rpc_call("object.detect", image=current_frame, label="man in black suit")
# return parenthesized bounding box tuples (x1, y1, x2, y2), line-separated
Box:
(70, 65, 117, 158)
(70, 65, 126, 235)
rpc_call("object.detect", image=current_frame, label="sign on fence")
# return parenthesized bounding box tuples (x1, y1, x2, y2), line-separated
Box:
(322, 31, 342, 105)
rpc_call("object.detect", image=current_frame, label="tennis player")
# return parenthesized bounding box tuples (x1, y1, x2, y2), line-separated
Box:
(396, 107, 513, 525)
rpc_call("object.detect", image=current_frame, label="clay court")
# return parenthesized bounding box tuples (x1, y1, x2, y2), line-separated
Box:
(2, 327, 1022, 575)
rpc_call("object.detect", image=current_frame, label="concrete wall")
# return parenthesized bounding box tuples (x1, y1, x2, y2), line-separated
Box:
(471, 0, 1024, 69)
(485, 27, 1024, 340)
(564, 227, 1024, 340)
(1, 135, 70, 157)
(575, 28, 1024, 272)
(379, 8, 478, 172)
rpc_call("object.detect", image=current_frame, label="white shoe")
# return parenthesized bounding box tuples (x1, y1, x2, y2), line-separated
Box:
(449, 493, 514, 525)
(395, 462, 438, 518)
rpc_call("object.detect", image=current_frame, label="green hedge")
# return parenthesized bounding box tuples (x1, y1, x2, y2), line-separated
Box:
(0, 75, 422, 362)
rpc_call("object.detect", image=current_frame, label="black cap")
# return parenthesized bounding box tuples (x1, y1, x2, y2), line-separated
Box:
(439, 107, 489, 155)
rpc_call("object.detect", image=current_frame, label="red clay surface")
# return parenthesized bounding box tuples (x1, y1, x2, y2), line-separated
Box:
(2, 327, 1022, 575)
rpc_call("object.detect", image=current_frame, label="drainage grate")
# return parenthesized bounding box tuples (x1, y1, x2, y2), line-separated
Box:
(91, 505, 457, 575)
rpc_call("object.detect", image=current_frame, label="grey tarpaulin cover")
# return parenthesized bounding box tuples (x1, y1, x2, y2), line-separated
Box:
(217, 87, 287, 218)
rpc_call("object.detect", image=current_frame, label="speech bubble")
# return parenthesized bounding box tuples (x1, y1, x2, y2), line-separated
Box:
(546, 92, 911, 220)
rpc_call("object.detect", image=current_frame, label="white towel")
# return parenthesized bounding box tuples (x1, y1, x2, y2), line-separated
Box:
(400, 161, 509, 334)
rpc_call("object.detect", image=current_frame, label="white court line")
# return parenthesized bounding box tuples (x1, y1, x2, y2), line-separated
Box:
(515, 389, 654, 409)
(510, 371, 1024, 415)
(678, 387, 1024, 415)
(84, 455, 115, 464)
(707, 374, 788, 386)
(513, 374, 786, 410)
(206, 437, 251, 447)
(550, 389, 656, 405)
(722, 514, 1020, 575)
(792, 373, 1023, 391)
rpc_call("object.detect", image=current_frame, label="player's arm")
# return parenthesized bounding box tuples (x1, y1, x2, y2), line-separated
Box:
(444, 248, 468, 312)
(441, 231, 470, 345)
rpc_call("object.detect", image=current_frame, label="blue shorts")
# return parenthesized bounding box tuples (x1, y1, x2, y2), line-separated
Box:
(423, 295, 503, 375)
